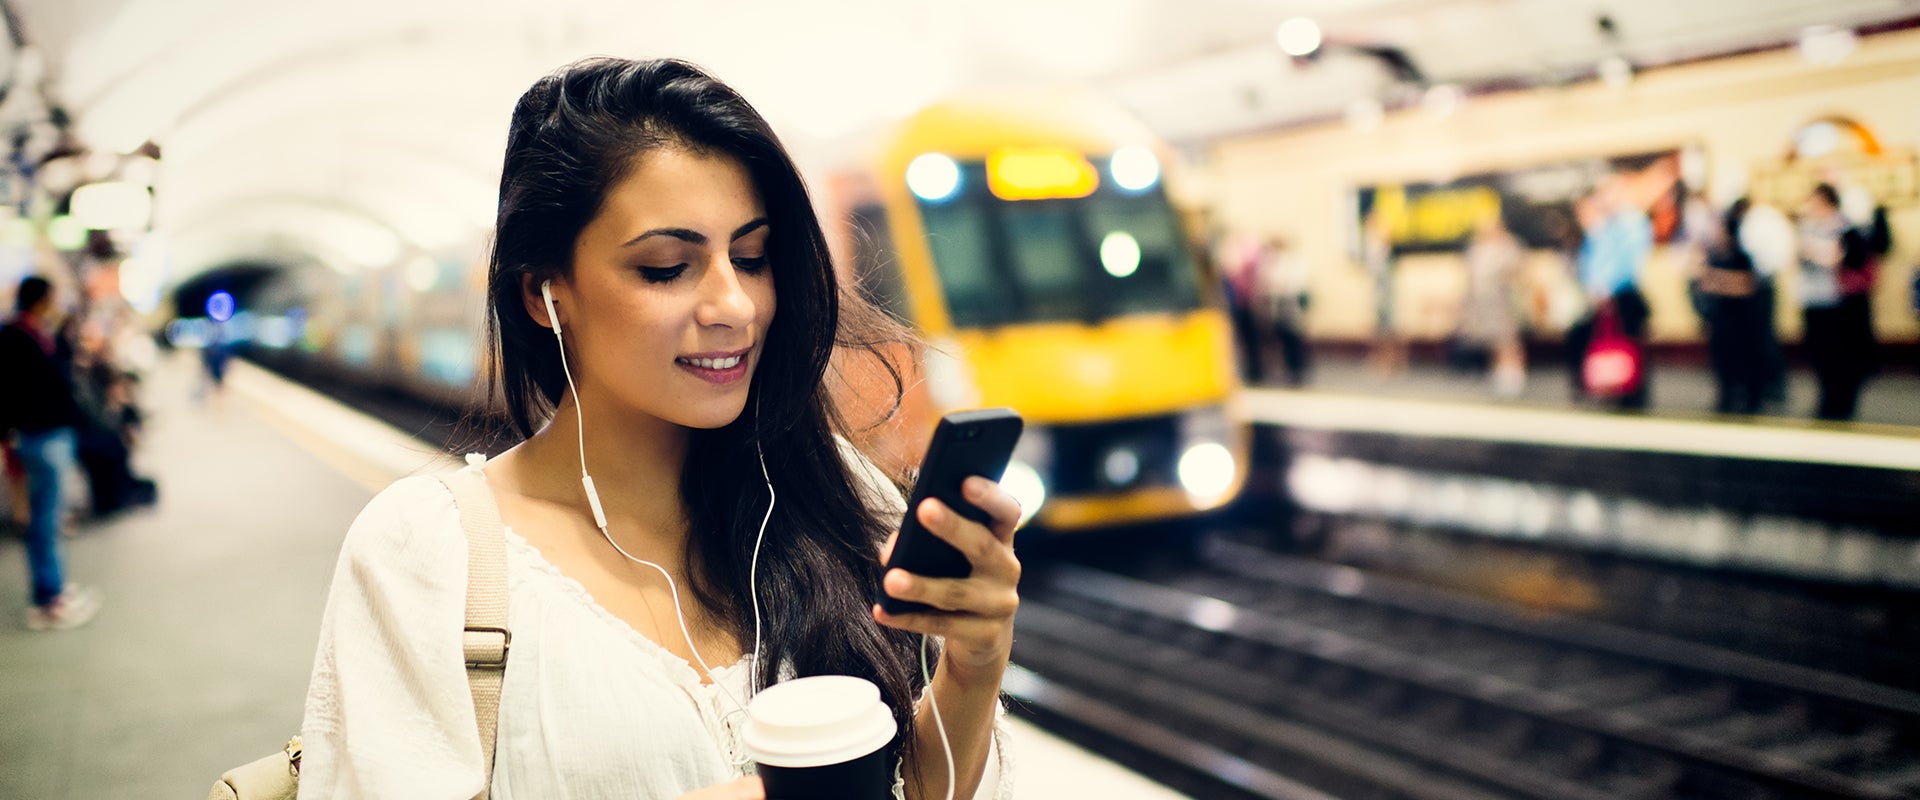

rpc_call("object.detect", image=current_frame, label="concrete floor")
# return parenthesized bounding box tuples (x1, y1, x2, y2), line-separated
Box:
(0, 358, 373, 798)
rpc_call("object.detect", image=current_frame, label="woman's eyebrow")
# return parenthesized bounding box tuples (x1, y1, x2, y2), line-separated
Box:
(622, 218, 769, 248)
(623, 228, 704, 247)
(730, 218, 769, 241)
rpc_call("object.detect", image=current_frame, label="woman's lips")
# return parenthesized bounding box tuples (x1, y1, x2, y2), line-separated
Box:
(675, 350, 750, 384)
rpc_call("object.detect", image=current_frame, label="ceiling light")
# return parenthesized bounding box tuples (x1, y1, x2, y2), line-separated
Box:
(48, 215, 87, 250)
(1345, 98, 1384, 132)
(1795, 121, 1843, 159)
(1598, 56, 1633, 89)
(70, 181, 153, 230)
(1799, 25, 1857, 65)
(1276, 18, 1322, 58)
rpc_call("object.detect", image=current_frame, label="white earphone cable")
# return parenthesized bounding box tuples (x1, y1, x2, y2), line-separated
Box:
(545, 283, 944, 790)
(545, 285, 761, 722)
(749, 404, 772, 693)
(922, 635, 956, 800)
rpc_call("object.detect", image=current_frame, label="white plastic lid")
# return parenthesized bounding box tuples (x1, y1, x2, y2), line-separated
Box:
(741, 675, 897, 768)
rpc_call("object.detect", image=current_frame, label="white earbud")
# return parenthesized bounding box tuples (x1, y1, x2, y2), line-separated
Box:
(541, 279, 561, 330)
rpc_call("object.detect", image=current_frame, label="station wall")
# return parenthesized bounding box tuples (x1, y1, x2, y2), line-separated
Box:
(1207, 27, 1920, 345)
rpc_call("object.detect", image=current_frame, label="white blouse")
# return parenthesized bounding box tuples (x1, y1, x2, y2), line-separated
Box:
(297, 455, 1012, 799)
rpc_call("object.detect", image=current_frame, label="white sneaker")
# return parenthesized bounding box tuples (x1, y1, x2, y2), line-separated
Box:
(24, 585, 102, 631)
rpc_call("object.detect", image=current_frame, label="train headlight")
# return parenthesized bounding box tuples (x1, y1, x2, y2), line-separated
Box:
(1099, 231, 1141, 278)
(1178, 405, 1235, 504)
(1002, 427, 1051, 527)
(907, 153, 962, 203)
(1109, 146, 1160, 193)
(1001, 460, 1047, 527)
(1178, 442, 1236, 505)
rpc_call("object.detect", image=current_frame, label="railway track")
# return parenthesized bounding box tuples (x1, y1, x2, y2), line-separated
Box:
(1005, 537, 1920, 800)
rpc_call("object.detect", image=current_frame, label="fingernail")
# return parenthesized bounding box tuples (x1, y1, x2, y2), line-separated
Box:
(922, 500, 945, 524)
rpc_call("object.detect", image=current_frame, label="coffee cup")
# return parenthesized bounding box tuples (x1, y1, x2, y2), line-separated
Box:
(742, 675, 897, 800)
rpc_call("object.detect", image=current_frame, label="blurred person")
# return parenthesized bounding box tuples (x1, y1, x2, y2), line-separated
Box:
(1737, 202, 1798, 408)
(1565, 181, 1654, 409)
(70, 324, 156, 515)
(0, 276, 102, 630)
(1221, 234, 1266, 382)
(1797, 183, 1888, 421)
(1458, 216, 1526, 397)
(296, 58, 1017, 800)
(1254, 235, 1312, 386)
(200, 320, 232, 397)
(1699, 199, 1769, 414)
(1678, 191, 1719, 322)
(1362, 211, 1405, 376)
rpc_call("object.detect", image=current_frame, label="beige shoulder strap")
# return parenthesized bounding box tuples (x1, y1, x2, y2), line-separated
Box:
(437, 466, 509, 800)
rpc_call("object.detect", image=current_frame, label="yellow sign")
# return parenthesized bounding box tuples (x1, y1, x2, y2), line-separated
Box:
(987, 147, 1098, 201)
(1372, 183, 1503, 246)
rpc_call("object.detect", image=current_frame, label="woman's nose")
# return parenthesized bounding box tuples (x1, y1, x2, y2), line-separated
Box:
(696, 255, 756, 328)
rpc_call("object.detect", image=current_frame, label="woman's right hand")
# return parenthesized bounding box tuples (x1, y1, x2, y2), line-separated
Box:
(676, 776, 764, 800)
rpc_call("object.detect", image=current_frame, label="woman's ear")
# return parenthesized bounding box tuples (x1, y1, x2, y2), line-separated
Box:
(522, 273, 558, 330)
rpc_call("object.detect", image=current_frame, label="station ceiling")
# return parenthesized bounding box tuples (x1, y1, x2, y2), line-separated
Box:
(6, 0, 1917, 285)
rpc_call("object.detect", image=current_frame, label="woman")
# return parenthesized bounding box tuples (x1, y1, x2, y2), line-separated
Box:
(1362, 211, 1405, 377)
(1458, 216, 1525, 397)
(1699, 199, 1768, 414)
(1797, 183, 1881, 420)
(297, 58, 1019, 800)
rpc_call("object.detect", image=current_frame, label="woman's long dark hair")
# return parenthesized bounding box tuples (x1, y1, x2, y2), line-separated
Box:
(484, 57, 923, 748)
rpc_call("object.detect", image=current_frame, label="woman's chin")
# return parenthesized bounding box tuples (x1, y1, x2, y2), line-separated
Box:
(674, 403, 749, 431)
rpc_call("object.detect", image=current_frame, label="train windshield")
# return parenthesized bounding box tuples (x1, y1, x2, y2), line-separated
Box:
(918, 162, 1202, 328)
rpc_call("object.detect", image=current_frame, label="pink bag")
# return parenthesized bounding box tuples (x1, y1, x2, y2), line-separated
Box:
(1582, 305, 1643, 399)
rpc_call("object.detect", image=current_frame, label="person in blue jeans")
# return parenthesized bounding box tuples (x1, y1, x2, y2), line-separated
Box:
(0, 276, 101, 630)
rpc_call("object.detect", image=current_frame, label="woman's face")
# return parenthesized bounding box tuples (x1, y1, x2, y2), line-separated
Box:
(537, 147, 776, 431)
(1804, 192, 1838, 220)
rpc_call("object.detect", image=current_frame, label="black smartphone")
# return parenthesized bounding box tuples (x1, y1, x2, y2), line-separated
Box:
(880, 407, 1024, 616)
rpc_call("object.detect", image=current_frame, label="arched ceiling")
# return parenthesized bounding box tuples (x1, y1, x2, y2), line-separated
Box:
(10, 0, 1918, 285)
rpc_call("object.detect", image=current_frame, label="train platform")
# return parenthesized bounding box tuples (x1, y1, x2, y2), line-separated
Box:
(0, 353, 1184, 800)
(1279, 356, 1920, 429)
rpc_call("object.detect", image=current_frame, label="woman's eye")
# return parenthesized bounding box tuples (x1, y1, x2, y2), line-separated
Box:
(733, 256, 770, 273)
(639, 265, 686, 283)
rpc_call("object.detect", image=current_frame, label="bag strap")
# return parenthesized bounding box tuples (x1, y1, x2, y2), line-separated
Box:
(437, 463, 509, 800)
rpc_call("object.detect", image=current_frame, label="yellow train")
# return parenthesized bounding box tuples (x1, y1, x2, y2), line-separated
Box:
(828, 89, 1250, 531)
